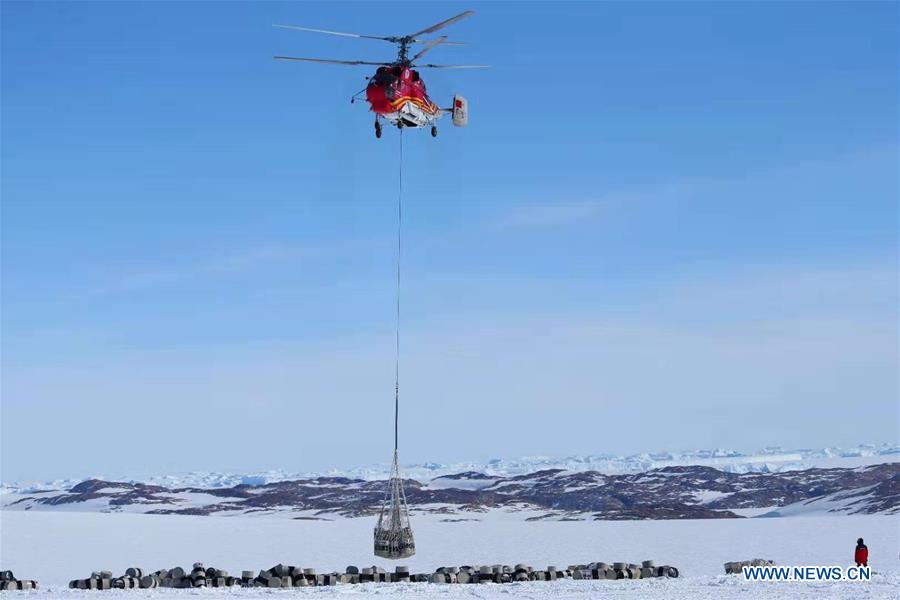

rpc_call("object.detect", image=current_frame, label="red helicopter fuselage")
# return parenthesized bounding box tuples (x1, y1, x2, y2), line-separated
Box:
(366, 65, 441, 128)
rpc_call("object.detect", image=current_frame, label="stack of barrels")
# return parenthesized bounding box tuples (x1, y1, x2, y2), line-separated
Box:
(429, 561, 679, 583)
(247, 564, 336, 587)
(68, 564, 242, 589)
(570, 561, 680, 579)
(0, 571, 38, 591)
(57, 559, 680, 590)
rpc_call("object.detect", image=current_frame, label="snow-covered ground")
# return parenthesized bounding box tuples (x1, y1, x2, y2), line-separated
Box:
(2, 511, 897, 598)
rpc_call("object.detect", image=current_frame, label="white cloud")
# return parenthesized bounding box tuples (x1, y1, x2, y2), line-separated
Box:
(72, 238, 380, 300)
(495, 144, 897, 231)
(4, 259, 895, 480)
(499, 199, 609, 228)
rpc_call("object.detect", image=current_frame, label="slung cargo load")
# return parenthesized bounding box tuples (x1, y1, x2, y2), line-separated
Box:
(374, 450, 416, 559)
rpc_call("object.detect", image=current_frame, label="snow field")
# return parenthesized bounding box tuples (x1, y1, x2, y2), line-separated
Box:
(1, 511, 898, 598)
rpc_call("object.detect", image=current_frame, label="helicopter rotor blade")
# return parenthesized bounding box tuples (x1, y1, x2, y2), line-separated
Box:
(409, 36, 449, 62)
(273, 24, 394, 42)
(407, 10, 475, 39)
(412, 39, 466, 46)
(413, 63, 489, 69)
(274, 56, 387, 66)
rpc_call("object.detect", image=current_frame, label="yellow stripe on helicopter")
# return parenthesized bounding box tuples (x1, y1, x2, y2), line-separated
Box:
(390, 96, 440, 114)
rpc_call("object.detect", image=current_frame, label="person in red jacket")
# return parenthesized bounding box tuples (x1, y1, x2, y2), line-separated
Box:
(855, 538, 868, 567)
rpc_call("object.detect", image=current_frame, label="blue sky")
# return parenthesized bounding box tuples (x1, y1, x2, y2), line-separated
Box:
(1, 1, 897, 481)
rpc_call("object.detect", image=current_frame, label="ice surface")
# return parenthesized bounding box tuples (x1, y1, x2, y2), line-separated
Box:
(1, 510, 897, 598)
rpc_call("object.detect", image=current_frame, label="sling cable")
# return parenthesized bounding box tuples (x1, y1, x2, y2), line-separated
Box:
(374, 129, 416, 559)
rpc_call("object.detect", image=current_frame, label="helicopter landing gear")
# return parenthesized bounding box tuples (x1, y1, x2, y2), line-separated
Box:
(375, 120, 382, 139)
(431, 125, 438, 138)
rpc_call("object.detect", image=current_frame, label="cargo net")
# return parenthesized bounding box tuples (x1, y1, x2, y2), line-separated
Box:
(374, 449, 415, 559)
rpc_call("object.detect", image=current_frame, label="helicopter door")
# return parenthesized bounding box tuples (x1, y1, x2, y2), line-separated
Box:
(452, 95, 468, 127)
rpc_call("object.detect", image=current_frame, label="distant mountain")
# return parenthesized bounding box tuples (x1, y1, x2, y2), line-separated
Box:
(3, 462, 897, 521)
(3, 443, 896, 494)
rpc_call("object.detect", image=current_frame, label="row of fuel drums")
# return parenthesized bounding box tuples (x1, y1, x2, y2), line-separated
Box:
(63, 560, 681, 590)
(430, 561, 679, 583)
(68, 564, 242, 589)
(1, 570, 38, 591)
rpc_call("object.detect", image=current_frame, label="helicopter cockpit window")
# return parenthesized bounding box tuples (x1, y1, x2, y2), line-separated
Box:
(373, 68, 394, 85)
(410, 70, 420, 81)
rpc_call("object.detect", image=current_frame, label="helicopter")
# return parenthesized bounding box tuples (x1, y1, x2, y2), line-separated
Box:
(274, 10, 487, 138)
